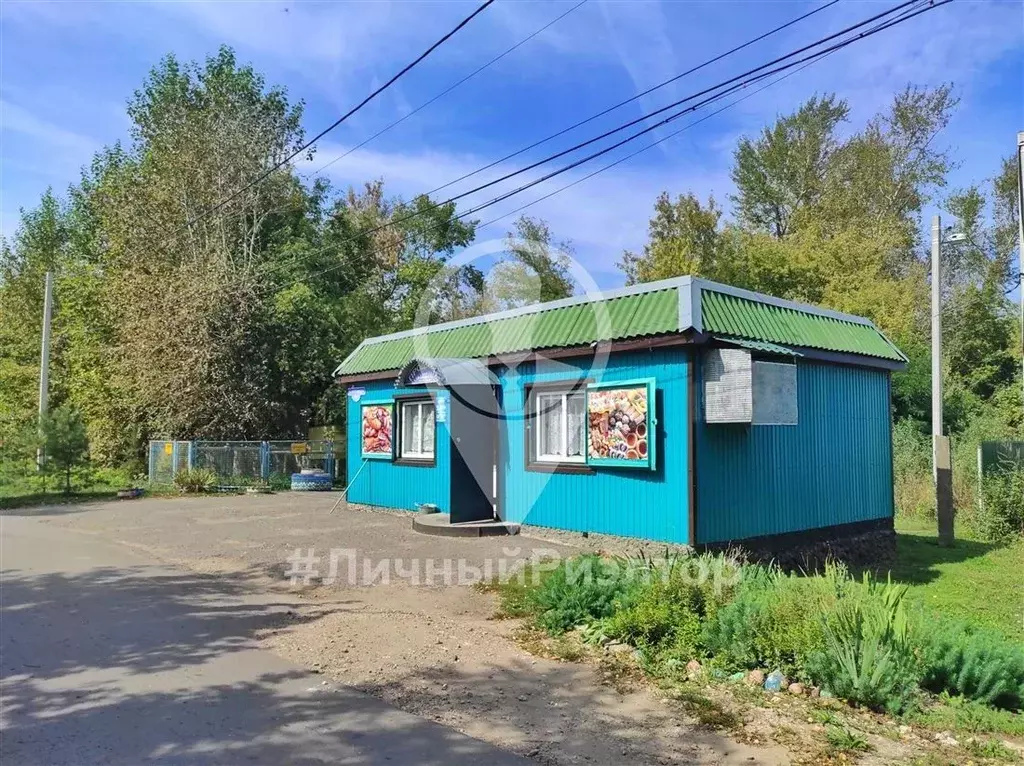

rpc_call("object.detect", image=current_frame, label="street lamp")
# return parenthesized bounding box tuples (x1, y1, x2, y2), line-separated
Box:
(931, 215, 964, 547)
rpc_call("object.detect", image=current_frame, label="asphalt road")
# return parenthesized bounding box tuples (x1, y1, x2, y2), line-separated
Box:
(0, 515, 527, 765)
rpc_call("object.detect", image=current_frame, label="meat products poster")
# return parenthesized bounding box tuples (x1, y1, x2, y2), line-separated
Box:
(361, 404, 393, 458)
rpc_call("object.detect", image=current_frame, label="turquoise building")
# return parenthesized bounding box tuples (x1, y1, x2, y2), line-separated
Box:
(335, 277, 905, 552)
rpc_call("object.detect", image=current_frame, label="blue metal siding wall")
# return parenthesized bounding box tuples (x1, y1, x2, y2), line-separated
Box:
(695, 360, 893, 543)
(499, 348, 691, 544)
(345, 382, 451, 512)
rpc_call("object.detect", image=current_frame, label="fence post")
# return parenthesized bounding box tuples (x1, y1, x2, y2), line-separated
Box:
(148, 441, 156, 484)
(326, 440, 335, 479)
(261, 441, 270, 481)
(188, 441, 196, 471)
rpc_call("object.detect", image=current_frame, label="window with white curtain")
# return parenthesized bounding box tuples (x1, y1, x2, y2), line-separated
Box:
(399, 400, 435, 460)
(532, 389, 585, 463)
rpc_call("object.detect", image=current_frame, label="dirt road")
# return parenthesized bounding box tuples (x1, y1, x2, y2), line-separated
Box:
(6, 495, 790, 765)
(0, 514, 529, 765)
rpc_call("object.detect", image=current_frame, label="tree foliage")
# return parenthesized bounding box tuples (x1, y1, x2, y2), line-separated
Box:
(486, 215, 576, 310)
(40, 405, 90, 495)
(619, 84, 1020, 435)
(1, 47, 577, 468)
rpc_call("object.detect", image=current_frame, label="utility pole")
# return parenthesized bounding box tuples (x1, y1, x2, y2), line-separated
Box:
(931, 217, 954, 547)
(37, 271, 54, 471)
(1016, 132, 1023, 412)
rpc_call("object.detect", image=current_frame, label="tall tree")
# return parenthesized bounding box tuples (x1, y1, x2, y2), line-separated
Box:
(730, 95, 849, 238)
(0, 191, 72, 447)
(487, 216, 575, 309)
(620, 193, 727, 284)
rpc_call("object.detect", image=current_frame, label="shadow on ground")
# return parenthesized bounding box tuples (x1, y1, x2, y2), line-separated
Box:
(0, 492, 120, 515)
(884, 532, 1000, 585)
(0, 558, 519, 765)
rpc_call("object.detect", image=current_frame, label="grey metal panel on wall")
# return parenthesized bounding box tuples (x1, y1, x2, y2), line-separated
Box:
(752, 361, 798, 426)
(703, 348, 752, 423)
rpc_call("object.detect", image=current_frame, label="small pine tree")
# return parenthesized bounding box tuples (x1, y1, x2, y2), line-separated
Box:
(40, 405, 89, 495)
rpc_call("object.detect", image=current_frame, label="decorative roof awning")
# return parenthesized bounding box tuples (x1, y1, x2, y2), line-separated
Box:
(396, 357, 498, 388)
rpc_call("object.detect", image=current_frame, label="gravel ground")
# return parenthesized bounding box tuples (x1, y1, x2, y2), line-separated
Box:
(29, 494, 577, 585)
(19, 494, 789, 765)
(518, 524, 693, 560)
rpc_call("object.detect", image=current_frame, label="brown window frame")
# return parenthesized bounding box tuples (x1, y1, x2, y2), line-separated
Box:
(393, 393, 438, 468)
(523, 379, 594, 475)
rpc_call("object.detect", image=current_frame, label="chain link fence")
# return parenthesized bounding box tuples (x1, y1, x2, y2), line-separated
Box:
(148, 439, 344, 486)
(148, 441, 192, 484)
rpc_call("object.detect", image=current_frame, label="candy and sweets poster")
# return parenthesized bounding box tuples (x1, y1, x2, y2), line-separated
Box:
(587, 386, 649, 464)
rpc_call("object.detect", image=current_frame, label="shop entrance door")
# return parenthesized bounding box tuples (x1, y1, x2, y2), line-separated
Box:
(448, 383, 500, 524)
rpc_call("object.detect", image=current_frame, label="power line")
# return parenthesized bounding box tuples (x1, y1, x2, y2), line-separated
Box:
(425, 0, 842, 198)
(304, 0, 589, 182)
(442, 0, 925, 213)
(458, 0, 944, 219)
(193, 0, 830, 260)
(477, 0, 931, 229)
(258, 0, 928, 274)
(180, 0, 497, 235)
(261, 0, 944, 293)
(167, 0, 851, 297)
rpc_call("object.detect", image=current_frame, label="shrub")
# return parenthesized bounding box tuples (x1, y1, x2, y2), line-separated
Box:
(805, 574, 920, 714)
(703, 564, 842, 679)
(892, 419, 935, 519)
(605, 551, 741, 656)
(918, 618, 1024, 711)
(527, 554, 629, 634)
(173, 467, 218, 493)
(972, 468, 1024, 542)
(912, 692, 1024, 736)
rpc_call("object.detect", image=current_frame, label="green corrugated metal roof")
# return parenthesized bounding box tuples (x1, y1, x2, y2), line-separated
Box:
(701, 290, 904, 361)
(338, 288, 679, 375)
(335, 278, 905, 377)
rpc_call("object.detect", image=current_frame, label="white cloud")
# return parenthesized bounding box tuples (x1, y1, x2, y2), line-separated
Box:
(0, 100, 99, 181)
(1, 100, 98, 157)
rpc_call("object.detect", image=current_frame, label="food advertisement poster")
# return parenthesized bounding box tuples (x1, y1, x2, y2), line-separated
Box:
(586, 384, 653, 467)
(361, 404, 393, 458)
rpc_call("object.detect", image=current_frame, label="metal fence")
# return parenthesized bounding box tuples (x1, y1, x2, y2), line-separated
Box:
(148, 439, 345, 486)
(978, 440, 1024, 478)
(193, 441, 264, 483)
(148, 440, 193, 484)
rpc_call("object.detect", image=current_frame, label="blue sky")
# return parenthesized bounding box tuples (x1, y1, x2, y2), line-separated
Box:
(1, 0, 1022, 289)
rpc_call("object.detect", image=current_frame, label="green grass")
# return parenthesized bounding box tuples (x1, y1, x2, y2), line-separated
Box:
(910, 693, 1024, 737)
(0, 467, 137, 510)
(890, 516, 1024, 642)
(825, 725, 872, 755)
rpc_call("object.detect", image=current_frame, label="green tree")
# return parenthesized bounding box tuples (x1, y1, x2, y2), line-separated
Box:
(620, 193, 726, 284)
(488, 216, 575, 308)
(730, 95, 849, 238)
(39, 405, 89, 495)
